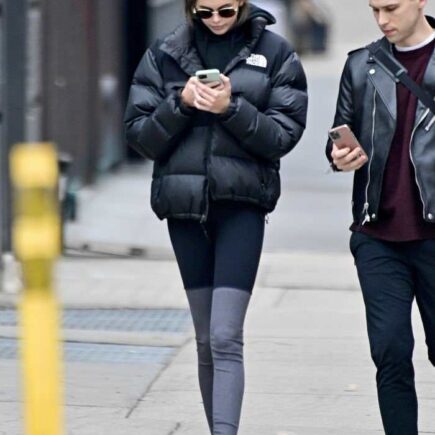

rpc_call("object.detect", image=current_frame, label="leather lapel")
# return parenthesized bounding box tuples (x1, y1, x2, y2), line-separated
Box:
(367, 39, 397, 120)
(418, 44, 435, 123)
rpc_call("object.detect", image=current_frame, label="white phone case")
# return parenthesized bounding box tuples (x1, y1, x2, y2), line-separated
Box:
(195, 69, 221, 83)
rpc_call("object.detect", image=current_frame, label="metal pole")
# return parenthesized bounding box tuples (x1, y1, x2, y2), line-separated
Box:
(0, 0, 6, 260)
(0, 0, 27, 256)
(11, 142, 64, 435)
(25, 0, 45, 142)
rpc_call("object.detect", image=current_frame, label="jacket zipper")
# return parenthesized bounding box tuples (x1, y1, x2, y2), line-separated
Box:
(424, 114, 435, 131)
(409, 107, 430, 219)
(362, 88, 377, 225)
(200, 122, 214, 223)
(200, 195, 209, 224)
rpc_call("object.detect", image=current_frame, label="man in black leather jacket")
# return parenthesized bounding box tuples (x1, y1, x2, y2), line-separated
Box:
(327, 1, 435, 434)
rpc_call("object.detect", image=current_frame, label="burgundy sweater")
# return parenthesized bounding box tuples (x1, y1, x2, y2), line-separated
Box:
(353, 39, 435, 241)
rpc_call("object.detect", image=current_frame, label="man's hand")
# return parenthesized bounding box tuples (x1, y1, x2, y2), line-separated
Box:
(193, 74, 232, 114)
(331, 143, 368, 172)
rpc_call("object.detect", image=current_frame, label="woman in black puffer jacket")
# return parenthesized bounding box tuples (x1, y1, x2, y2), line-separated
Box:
(124, 1, 307, 433)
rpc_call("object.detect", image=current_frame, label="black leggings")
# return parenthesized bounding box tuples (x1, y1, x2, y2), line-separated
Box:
(168, 201, 265, 434)
(167, 200, 265, 293)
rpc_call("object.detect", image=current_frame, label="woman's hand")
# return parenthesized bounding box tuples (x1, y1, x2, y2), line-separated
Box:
(193, 74, 232, 114)
(180, 76, 199, 108)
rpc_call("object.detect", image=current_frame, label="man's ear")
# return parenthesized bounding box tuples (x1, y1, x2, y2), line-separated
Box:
(419, 0, 428, 11)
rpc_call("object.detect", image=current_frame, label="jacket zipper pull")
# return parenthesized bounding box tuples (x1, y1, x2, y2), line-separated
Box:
(265, 214, 270, 224)
(362, 202, 371, 225)
(425, 114, 435, 132)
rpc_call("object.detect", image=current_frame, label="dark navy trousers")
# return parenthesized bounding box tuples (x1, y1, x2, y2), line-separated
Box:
(350, 232, 435, 435)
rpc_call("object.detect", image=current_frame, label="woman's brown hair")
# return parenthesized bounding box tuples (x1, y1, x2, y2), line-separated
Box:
(184, 1, 250, 26)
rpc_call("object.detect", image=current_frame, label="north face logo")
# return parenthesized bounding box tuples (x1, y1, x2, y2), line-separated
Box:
(246, 54, 267, 68)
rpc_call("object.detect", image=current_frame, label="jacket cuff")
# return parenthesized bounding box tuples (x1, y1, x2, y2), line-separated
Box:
(218, 95, 239, 120)
(176, 90, 195, 116)
(330, 162, 342, 172)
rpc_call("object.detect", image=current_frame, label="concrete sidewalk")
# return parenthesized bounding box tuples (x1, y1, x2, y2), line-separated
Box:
(1, 166, 434, 435)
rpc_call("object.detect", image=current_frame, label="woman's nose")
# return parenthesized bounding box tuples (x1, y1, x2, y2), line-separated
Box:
(211, 12, 221, 23)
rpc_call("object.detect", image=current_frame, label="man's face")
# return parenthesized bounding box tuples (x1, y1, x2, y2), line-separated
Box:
(369, 0, 426, 46)
(195, 0, 244, 35)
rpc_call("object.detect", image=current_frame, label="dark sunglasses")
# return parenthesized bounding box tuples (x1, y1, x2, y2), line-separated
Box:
(193, 6, 239, 20)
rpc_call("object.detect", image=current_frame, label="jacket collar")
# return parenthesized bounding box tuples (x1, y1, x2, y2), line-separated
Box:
(367, 37, 397, 120)
(159, 24, 203, 76)
(421, 15, 435, 112)
(158, 5, 272, 76)
(366, 15, 435, 121)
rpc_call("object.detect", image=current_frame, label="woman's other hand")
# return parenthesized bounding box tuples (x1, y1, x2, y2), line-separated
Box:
(181, 76, 199, 108)
(194, 74, 232, 114)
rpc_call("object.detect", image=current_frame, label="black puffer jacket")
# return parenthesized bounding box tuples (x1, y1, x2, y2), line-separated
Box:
(326, 18, 435, 225)
(124, 5, 308, 221)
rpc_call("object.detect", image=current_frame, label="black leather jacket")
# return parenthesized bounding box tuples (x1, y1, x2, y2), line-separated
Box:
(326, 20, 435, 226)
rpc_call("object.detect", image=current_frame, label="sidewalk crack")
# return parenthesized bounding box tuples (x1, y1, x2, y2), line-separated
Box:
(167, 422, 181, 434)
(124, 337, 193, 419)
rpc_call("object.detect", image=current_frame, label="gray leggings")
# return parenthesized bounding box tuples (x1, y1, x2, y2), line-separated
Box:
(186, 286, 251, 435)
(168, 202, 264, 433)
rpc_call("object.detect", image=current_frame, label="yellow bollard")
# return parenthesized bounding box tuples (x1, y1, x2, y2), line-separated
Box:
(10, 142, 64, 435)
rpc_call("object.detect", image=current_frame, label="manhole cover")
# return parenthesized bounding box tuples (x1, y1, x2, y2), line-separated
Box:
(0, 308, 191, 333)
(0, 338, 175, 364)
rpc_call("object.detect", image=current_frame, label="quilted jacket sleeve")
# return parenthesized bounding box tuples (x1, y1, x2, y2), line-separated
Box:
(220, 50, 308, 162)
(124, 47, 194, 161)
(326, 57, 355, 166)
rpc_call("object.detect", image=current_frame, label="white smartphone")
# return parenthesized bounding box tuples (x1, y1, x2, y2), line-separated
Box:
(329, 124, 367, 159)
(195, 69, 221, 85)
